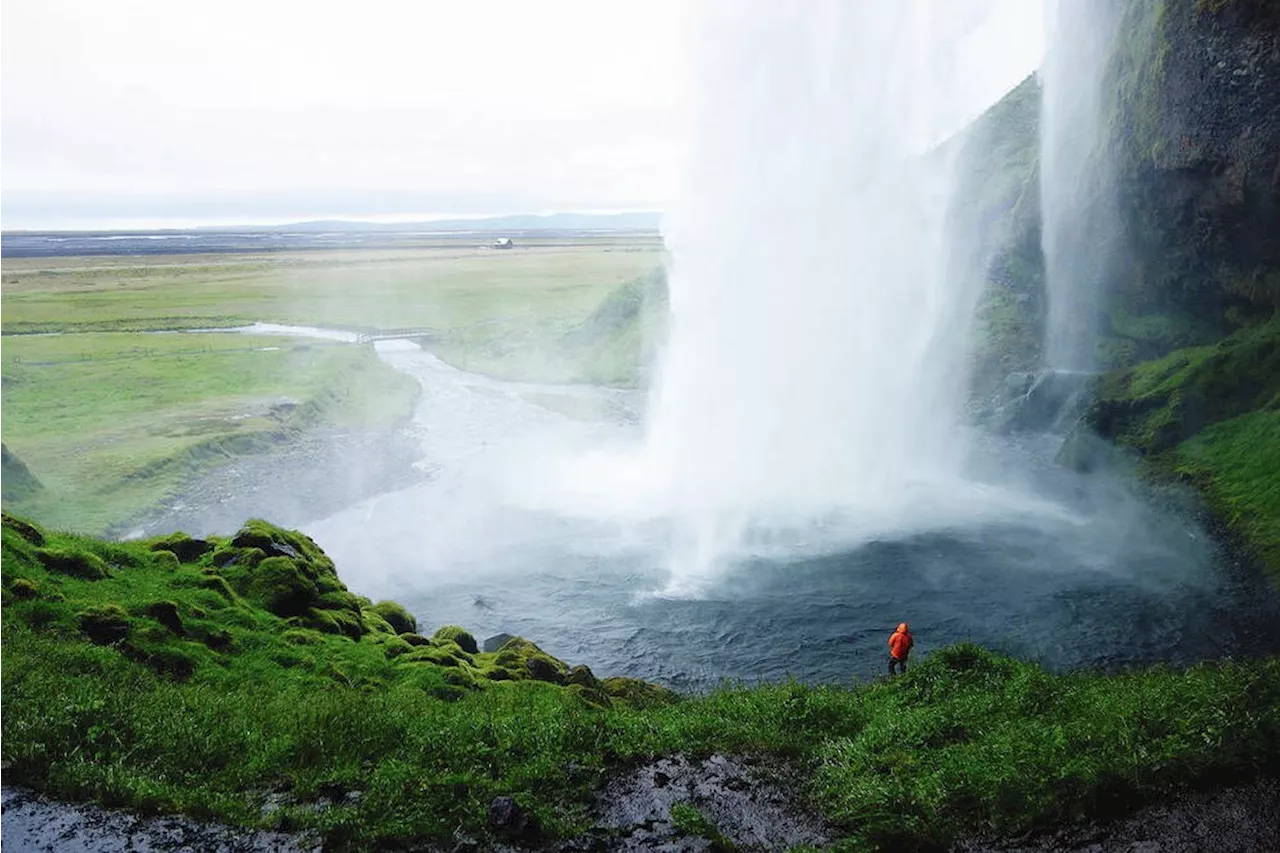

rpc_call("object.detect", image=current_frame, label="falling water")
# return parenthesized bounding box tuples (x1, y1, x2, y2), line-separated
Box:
(1040, 0, 1122, 371)
(639, 2, 1048, 581)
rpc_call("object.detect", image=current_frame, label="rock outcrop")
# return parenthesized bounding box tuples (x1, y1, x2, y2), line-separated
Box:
(0, 443, 43, 502)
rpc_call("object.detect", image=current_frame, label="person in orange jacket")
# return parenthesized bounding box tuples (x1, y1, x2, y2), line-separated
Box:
(888, 622, 914, 675)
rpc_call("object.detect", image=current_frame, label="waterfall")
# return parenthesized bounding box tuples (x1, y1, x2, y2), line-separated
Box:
(1040, 0, 1122, 371)
(637, 1, 1044, 580)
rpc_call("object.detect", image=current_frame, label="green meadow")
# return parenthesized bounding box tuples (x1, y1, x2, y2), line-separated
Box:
(1, 240, 665, 534)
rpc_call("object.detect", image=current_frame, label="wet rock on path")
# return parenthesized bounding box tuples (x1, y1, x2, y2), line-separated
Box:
(0, 787, 318, 853)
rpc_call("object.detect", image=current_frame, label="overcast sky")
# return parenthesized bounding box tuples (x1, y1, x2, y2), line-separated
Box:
(2, 1, 1043, 230)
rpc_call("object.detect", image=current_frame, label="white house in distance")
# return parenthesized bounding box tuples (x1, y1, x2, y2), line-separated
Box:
(492, 237, 514, 249)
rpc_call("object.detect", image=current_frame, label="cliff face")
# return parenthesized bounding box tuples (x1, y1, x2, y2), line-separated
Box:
(1099, 0, 1280, 363)
(960, 0, 1280, 576)
(964, 0, 1280, 382)
(948, 74, 1044, 404)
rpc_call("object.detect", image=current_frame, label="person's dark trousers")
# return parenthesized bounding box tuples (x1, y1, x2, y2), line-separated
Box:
(889, 656, 908, 676)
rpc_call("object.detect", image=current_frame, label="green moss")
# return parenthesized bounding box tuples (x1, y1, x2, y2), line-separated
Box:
(77, 604, 131, 644)
(237, 556, 319, 618)
(670, 802, 737, 851)
(37, 547, 109, 580)
(302, 607, 363, 640)
(147, 533, 214, 564)
(383, 637, 413, 659)
(432, 625, 478, 654)
(361, 609, 396, 636)
(8, 577, 40, 600)
(1087, 319, 1280, 454)
(2, 511, 46, 546)
(1176, 410, 1280, 577)
(369, 600, 417, 634)
(399, 632, 432, 647)
(601, 676, 679, 708)
(144, 601, 183, 634)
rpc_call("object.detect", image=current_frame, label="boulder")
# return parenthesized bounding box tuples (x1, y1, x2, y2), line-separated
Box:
(488, 796, 540, 841)
(145, 601, 184, 635)
(432, 625, 479, 654)
(482, 632, 517, 653)
(525, 656, 565, 684)
(78, 604, 131, 645)
(370, 600, 417, 634)
(2, 512, 45, 546)
(148, 533, 214, 564)
(37, 548, 108, 580)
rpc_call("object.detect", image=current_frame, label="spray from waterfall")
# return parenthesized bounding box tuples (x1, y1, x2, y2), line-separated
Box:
(636, 1, 1047, 582)
(1040, 0, 1122, 371)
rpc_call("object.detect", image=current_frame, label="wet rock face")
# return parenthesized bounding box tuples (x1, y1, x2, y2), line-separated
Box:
(594, 754, 831, 852)
(953, 778, 1280, 853)
(1103, 0, 1280, 343)
(0, 787, 319, 853)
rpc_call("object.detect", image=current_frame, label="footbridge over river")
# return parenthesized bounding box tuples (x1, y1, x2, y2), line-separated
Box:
(355, 328, 441, 344)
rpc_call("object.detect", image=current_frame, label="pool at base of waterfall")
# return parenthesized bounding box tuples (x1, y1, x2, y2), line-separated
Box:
(301, 343, 1280, 691)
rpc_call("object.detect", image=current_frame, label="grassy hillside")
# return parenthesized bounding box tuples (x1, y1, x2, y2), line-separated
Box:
(1, 333, 419, 534)
(1083, 318, 1280, 578)
(4, 513, 1278, 850)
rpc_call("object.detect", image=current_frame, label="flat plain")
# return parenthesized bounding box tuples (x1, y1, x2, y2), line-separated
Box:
(1, 235, 665, 533)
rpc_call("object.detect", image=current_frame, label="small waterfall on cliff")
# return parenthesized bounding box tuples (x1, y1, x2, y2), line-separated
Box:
(1040, 0, 1122, 371)
(636, 2, 1045, 582)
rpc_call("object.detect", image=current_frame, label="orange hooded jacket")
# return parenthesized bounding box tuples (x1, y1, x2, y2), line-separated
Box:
(888, 623, 913, 660)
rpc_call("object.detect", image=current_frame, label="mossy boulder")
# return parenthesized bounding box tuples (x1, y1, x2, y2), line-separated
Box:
(231, 520, 334, 571)
(196, 574, 238, 603)
(282, 628, 326, 646)
(78, 604, 131, 645)
(302, 606, 364, 640)
(383, 637, 413, 659)
(361, 609, 397, 636)
(37, 547, 108, 580)
(2, 511, 45, 546)
(601, 677, 679, 708)
(401, 647, 464, 668)
(399, 632, 432, 647)
(566, 664, 601, 690)
(144, 600, 184, 635)
(432, 625, 478, 654)
(370, 600, 417, 634)
(570, 684, 612, 709)
(238, 556, 318, 617)
(9, 577, 40, 600)
(209, 522, 364, 637)
(147, 533, 214, 564)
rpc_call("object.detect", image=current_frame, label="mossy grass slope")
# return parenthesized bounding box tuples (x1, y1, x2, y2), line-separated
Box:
(1084, 317, 1280, 577)
(5, 513, 1279, 850)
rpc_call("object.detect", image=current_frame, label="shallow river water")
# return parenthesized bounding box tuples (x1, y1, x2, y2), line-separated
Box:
(298, 339, 1280, 689)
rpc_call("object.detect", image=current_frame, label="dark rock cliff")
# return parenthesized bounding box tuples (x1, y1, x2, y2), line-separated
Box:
(962, 0, 1280, 384)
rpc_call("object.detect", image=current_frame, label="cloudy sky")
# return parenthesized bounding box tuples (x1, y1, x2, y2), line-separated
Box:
(3, 1, 1042, 230)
